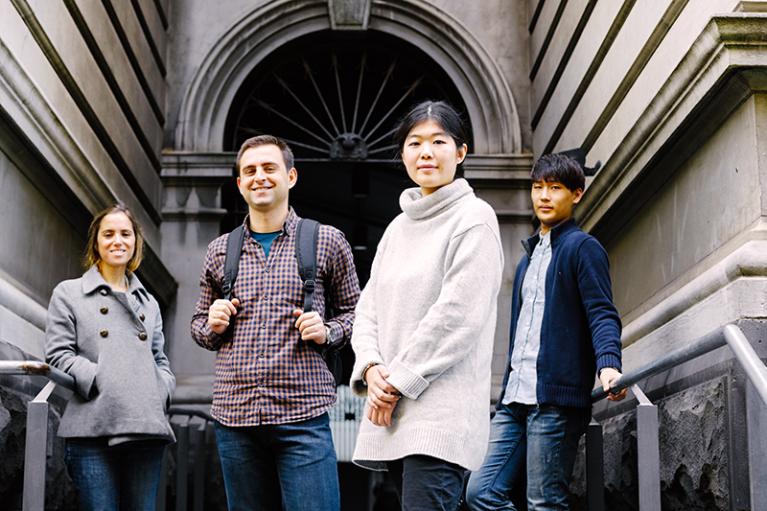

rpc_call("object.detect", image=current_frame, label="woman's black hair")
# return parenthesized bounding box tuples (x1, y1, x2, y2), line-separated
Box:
(393, 100, 469, 177)
(531, 153, 585, 192)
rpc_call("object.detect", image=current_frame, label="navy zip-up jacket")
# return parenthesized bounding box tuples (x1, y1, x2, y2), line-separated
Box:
(498, 219, 622, 409)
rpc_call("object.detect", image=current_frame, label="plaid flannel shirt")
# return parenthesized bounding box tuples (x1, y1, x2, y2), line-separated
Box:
(191, 209, 360, 426)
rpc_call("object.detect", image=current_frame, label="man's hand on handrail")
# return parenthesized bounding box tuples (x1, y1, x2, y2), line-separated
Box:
(599, 368, 628, 402)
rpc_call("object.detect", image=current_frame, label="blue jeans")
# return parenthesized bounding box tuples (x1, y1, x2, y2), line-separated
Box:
(465, 403, 590, 511)
(65, 438, 166, 511)
(387, 455, 466, 511)
(214, 413, 339, 511)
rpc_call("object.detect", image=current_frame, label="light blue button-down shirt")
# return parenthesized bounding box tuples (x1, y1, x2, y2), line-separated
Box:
(503, 231, 552, 405)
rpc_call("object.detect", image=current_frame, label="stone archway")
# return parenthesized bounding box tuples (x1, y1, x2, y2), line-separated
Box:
(174, 0, 522, 154)
(162, 0, 531, 387)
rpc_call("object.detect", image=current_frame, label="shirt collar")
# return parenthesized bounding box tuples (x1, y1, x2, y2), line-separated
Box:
(521, 218, 578, 256)
(242, 207, 299, 236)
(81, 265, 149, 299)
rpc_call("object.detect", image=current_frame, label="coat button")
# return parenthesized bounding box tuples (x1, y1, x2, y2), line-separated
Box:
(100, 289, 108, 296)
(139, 313, 145, 321)
(138, 332, 148, 341)
(100, 306, 109, 314)
(99, 329, 109, 338)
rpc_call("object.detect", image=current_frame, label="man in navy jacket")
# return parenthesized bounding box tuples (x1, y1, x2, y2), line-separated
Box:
(466, 153, 626, 510)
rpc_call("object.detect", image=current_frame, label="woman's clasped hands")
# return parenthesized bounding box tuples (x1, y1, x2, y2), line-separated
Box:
(364, 365, 401, 427)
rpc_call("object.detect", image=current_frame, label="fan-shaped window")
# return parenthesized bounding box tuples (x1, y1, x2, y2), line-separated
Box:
(222, 30, 470, 282)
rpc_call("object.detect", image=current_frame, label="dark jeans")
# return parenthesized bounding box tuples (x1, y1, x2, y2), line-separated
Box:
(465, 403, 590, 511)
(65, 438, 166, 511)
(387, 455, 466, 511)
(214, 412, 339, 511)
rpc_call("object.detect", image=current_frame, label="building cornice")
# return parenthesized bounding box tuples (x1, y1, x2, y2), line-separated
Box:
(578, 15, 767, 239)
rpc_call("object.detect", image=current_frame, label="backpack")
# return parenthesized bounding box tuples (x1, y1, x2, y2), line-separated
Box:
(221, 219, 344, 386)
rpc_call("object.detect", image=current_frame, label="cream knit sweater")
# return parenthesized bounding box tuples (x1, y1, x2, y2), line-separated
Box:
(350, 178, 504, 471)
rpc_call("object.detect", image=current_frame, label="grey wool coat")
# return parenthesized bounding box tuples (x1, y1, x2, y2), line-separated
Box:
(45, 266, 175, 441)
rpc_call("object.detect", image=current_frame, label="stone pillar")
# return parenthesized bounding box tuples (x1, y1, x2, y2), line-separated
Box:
(161, 152, 233, 403)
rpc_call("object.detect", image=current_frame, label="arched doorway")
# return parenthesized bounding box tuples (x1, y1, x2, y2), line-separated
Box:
(220, 29, 470, 284)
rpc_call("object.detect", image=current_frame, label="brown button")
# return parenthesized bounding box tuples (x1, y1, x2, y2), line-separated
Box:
(138, 332, 148, 341)
(100, 306, 109, 314)
(99, 329, 109, 338)
(139, 313, 145, 321)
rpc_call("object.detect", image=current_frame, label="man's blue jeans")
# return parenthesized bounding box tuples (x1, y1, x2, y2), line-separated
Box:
(65, 438, 166, 511)
(465, 403, 590, 511)
(214, 412, 339, 511)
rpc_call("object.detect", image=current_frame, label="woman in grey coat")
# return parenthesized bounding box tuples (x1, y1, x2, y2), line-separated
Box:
(46, 205, 175, 511)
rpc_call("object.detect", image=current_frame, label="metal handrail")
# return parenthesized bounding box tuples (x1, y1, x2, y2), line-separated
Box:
(0, 360, 76, 390)
(591, 326, 726, 402)
(590, 324, 767, 406)
(723, 324, 767, 406)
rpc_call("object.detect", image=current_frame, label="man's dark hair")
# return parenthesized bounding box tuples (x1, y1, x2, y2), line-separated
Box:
(393, 100, 469, 178)
(236, 135, 295, 174)
(531, 153, 585, 191)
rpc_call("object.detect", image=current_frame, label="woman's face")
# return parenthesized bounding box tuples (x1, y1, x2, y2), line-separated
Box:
(96, 212, 135, 272)
(401, 119, 467, 196)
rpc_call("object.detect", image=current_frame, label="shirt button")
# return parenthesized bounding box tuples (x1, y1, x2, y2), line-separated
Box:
(264, 268, 270, 273)
(139, 313, 145, 321)
(99, 329, 109, 338)
(99, 306, 108, 314)
(261, 323, 266, 329)
(100, 289, 108, 296)
(138, 332, 148, 341)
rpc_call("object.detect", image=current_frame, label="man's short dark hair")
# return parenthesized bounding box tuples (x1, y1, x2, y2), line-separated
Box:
(236, 135, 294, 174)
(531, 153, 585, 191)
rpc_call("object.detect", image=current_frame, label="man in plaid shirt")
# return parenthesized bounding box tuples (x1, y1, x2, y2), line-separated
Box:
(191, 135, 360, 511)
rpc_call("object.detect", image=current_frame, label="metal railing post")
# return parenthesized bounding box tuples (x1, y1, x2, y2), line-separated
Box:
(723, 324, 767, 407)
(586, 417, 605, 511)
(175, 420, 190, 511)
(632, 384, 661, 511)
(192, 421, 206, 511)
(22, 381, 56, 511)
(746, 379, 767, 510)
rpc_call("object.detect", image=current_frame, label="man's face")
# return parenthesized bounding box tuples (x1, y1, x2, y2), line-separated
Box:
(531, 180, 583, 233)
(237, 145, 297, 213)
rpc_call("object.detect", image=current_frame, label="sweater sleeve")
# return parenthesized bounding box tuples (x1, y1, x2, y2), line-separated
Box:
(349, 229, 390, 395)
(385, 223, 504, 399)
(576, 237, 623, 373)
(190, 239, 226, 351)
(45, 283, 98, 400)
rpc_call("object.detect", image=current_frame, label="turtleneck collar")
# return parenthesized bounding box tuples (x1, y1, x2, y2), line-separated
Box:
(399, 178, 474, 220)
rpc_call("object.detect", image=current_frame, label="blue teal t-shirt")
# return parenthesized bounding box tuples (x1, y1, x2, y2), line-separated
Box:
(251, 230, 281, 258)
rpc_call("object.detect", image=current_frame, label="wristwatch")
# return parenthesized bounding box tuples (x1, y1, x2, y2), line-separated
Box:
(324, 324, 339, 347)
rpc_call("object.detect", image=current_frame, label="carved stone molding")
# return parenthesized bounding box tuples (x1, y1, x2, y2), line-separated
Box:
(174, 0, 521, 155)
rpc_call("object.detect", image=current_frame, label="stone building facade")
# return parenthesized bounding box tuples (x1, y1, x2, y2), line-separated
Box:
(0, 0, 765, 508)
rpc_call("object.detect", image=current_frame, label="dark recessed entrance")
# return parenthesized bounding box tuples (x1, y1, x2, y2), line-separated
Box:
(222, 29, 470, 284)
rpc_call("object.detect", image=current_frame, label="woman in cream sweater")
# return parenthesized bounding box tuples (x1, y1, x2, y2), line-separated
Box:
(351, 101, 504, 510)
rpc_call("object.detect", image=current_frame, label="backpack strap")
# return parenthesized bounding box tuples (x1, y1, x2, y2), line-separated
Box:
(222, 225, 246, 301)
(296, 218, 344, 386)
(295, 218, 320, 313)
